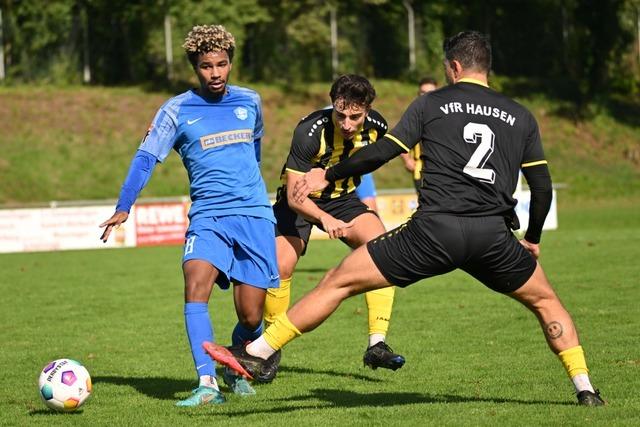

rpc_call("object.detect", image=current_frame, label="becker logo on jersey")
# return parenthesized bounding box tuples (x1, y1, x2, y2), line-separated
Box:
(200, 129, 254, 150)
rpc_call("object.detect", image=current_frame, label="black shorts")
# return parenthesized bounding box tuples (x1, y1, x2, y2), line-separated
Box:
(273, 187, 376, 252)
(367, 213, 537, 293)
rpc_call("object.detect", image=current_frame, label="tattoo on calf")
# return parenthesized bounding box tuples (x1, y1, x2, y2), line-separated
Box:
(545, 321, 563, 339)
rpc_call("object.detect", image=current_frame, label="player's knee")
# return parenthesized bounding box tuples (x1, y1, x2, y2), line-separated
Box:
(518, 286, 559, 312)
(277, 250, 299, 278)
(278, 263, 296, 279)
(237, 309, 262, 329)
(183, 280, 210, 302)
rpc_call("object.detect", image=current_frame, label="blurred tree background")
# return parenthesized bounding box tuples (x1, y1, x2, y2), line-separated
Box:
(1, 0, 638, 106)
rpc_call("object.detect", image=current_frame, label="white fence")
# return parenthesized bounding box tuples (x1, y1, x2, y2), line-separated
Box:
(0, 189, 557, 254)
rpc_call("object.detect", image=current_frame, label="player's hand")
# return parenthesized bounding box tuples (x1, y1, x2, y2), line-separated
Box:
(403, 157, 416, 172)
(293, 168, 329, 203)
(519, 239, 540, 259)
(99, 211, 129, 243)
(319, 215, 354, 240)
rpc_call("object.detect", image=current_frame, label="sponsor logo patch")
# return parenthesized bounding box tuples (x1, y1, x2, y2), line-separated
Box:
(200, 129, 253, 150)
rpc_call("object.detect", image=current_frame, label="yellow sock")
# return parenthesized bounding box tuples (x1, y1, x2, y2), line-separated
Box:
(365, 286, 395, 335)
(264, 277, 291, 329)
(558, 345, 589, 378)
(264, 313, 302, 350)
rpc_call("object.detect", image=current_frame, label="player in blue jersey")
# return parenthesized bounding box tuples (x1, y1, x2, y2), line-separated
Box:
(355, 173, 378, 212)
(99, 25, 279, 406)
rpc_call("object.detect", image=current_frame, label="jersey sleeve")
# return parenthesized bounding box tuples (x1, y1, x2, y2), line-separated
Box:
(284, 123, 321, 174)
(138, 102, 179, 163)
(520, 112, 552, 243)
(521, 113, 546, 166)
(253, 92, 264, 140)
(384, 96, 425, 152)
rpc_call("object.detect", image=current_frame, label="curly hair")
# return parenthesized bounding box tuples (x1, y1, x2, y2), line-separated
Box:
(329, 74, 376, 110)
(183, 25, 236, 66)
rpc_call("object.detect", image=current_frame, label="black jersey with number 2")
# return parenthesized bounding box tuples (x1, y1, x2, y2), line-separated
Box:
(388, 80, 546, 217)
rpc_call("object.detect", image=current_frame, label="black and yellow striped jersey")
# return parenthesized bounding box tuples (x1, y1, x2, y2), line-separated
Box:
(279, 108, 388, 200)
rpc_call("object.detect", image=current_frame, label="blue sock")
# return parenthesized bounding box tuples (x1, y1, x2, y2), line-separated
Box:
(232, 322, 263, 346)
(184, 302, 215, 378)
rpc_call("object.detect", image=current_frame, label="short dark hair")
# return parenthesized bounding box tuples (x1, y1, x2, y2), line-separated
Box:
(329, 74, 376, 109)
(443, 31, 491, 74)
(418, 77, 437, 87)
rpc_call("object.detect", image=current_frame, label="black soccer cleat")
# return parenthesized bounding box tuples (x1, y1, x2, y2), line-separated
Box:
(363, 342, 406, 371)
(204, 341, 281, 384)
(257, 349, 281, 384)
(577, 389, 605, 406)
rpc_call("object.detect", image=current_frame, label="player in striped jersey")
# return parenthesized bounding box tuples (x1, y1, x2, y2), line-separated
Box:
(262, 75, 405, 377)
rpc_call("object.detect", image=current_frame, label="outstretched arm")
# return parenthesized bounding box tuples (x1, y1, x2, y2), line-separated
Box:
(99, 150, 158, 242)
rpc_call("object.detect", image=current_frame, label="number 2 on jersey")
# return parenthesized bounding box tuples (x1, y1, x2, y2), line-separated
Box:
(463, 122, 496, 184)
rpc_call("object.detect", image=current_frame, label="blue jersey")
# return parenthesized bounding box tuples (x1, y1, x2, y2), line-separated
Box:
(355, 173, 377, 200)
(139, 86, 275, 223)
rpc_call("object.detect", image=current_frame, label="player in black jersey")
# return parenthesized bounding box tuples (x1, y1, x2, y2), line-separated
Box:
(205, 32, 604, 407)
(262, 75, 405, 375)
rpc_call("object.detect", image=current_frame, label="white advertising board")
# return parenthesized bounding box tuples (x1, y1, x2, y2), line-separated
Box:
(0, 189, 557, 254)
(0, 205, 135, 253)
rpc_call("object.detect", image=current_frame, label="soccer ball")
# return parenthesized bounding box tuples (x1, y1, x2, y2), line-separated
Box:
(38, 359, 92, 412)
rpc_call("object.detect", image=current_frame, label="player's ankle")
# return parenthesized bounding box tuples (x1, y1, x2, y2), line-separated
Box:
(247, 336, 276, 360)
(368, 333, 385, 347)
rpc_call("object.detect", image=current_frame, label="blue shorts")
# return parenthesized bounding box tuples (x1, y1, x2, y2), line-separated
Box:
(355, 173, 377, 200)
(183, 215, 279, 290)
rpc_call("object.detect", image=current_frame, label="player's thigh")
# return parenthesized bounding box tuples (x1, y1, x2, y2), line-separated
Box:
(344, 212, 386, 248)
(318, 244, 389, 296)
(462, 216, 537, 293)
(316, 193, 380, 245)
(183, 259, 219, 301)
(367, 216, 461, 287)
(274, 194, 312, 255)
(508, 262, 558, 308)
(183, 217, 232, 292)
(276, 234, 305, 278)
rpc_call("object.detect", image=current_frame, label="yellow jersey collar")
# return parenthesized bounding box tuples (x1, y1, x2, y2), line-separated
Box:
(458, 77, 489, 88)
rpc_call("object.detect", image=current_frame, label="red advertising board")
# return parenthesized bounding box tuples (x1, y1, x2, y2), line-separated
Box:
(134, 202, 188, 246)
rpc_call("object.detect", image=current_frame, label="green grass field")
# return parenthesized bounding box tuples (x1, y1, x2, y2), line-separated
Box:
(1, 200, 639, 426)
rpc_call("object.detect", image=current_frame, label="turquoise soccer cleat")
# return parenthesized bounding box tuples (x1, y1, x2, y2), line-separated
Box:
(175, 386, 226, 407)
(223, 367, 256, 396)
